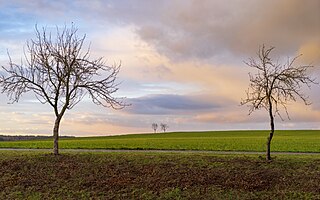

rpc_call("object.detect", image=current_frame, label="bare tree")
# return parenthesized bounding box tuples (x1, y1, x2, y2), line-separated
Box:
(241, 45, 316, 161)
(152, 123, 158, 133)
(0, 25, 127, 155)
(160, 123, 169, 133)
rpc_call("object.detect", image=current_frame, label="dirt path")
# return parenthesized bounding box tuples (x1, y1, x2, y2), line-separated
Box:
(1, 148, 320, 155)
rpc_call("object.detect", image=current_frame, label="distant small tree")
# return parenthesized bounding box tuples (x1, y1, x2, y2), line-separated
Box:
(160, 123, 169, 133)
(152, 123, 158, 133)
(241, 45, 316, 161)
(0, 24, 127, 155)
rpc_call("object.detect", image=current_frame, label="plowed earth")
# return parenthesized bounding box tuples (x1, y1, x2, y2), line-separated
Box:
(0, 152, 319, 199)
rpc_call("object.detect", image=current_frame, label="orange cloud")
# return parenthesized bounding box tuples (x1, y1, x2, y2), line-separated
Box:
(298, 40, 320, 65)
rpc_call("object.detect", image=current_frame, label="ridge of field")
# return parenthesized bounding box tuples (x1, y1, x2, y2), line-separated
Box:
(0, 130, 319, 152)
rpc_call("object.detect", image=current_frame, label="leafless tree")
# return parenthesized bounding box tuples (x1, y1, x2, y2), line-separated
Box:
(0, 25, 127, 155)
(152, 123, 158, 133)
(241, 45, 316, 161)
(160, 123, 169, 133)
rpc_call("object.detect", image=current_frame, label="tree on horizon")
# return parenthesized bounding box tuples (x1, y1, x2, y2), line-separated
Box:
(152, 123, 158, 133)
(160, 123, 169, 133)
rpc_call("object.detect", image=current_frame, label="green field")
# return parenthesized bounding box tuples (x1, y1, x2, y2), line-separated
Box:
(0, 151, 319, 199)
(1, 130, 320, 152)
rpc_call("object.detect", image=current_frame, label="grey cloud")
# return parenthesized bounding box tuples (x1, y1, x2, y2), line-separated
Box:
(80, 0, 319, 61)
(126, 94, 221, 115)
(135, 0, 319, 61)
(2, 0, 318, 61)
(0, 0, 73, 19)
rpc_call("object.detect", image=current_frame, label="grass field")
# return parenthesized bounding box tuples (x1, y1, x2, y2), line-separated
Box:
(1, 130, 320, 152)
(0, 151, 319, 199)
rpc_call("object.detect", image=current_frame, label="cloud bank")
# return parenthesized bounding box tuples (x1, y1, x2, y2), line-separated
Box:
(0, 0, 319, 135)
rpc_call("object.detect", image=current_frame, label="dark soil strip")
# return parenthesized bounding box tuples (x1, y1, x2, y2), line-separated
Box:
(1, 148, 320, 155)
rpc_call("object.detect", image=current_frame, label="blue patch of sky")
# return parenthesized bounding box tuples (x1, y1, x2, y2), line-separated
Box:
(116, 80, 201, 98)
(0, 4, 35, 31)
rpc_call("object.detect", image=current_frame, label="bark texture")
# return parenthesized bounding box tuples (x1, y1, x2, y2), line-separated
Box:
(53, 117, 61, 155)
(266, 101, 275, 161)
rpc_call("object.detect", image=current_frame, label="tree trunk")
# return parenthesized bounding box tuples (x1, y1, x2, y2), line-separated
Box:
(266, 103, 275, 161)
(53, 117, 61, 155)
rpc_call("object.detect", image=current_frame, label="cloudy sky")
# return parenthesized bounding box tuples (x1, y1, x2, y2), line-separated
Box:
(0, 0, 319, 136)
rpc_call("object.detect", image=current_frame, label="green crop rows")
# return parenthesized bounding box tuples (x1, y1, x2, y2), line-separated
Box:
(0, 130, 319, 152)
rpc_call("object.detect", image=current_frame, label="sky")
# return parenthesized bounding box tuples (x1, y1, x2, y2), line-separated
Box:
(0, 0, 319, 136)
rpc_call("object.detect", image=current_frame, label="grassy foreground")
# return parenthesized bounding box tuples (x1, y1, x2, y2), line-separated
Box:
(0, 151, 319, 199)
(0, 130, 320, 152)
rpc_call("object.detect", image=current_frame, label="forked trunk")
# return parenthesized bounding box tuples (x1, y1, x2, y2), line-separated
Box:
(53, 117, 61, 155)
